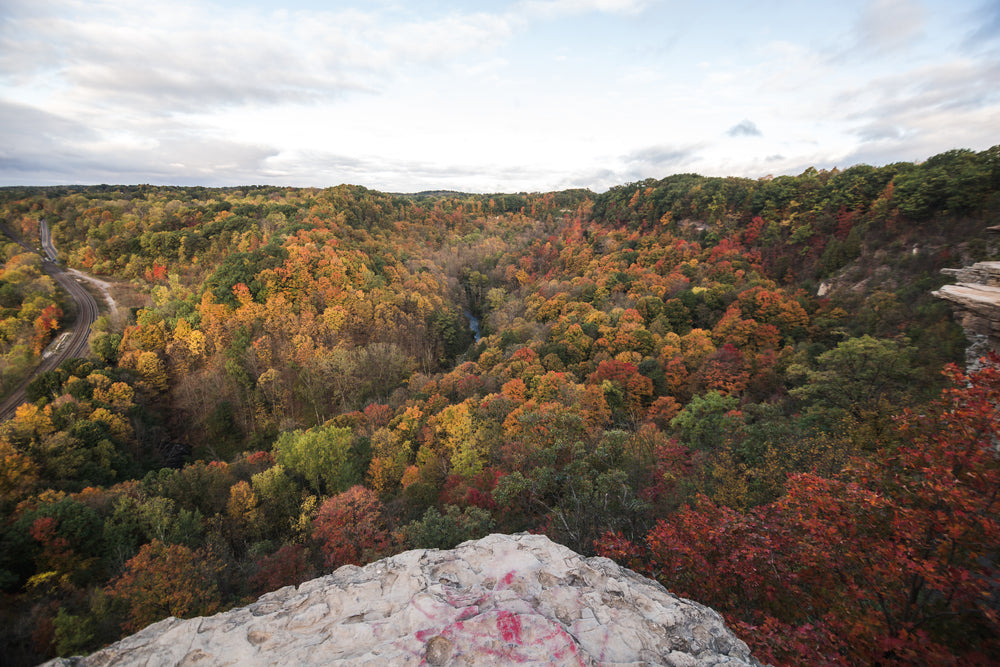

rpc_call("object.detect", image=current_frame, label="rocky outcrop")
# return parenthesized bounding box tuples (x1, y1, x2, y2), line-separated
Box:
(934, 261, 1000, 369)
(45, 533, 762, 666)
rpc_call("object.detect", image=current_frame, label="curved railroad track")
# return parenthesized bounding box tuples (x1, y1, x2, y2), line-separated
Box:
(0, 220, 100, 421)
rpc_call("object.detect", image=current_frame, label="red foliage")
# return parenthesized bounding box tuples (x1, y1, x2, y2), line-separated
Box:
(835, 206, 857, 240)
(640, 358, 1000, 664)
(593, 531, 646, 574)
(30, 516, 73, 573)
(144, 262, 168, 282)
(693, 343, 748, 396)
(107, 540, 223, 633)
(637, 439, 694, 508)
(741, 216, 767, 245)
(362, 403, 393, 431)
(312, 485, 391, 568)
(249, 543, 314, 594)
(31, 304, 62, 354)
(587, 359, 653, 412)
(244, 450, 274, 467)
(644, 395, 681, 429)
(438, 469, 500, 510)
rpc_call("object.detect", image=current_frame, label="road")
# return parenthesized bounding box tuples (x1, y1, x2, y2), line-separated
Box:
(0, 220, 101, 421)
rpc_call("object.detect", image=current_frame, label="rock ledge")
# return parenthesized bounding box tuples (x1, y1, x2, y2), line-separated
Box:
(46, 533, 762, 666)
(935, 261, 1000, 368)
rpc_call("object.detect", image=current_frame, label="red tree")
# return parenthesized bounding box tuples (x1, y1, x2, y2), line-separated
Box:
(107, 540, 224, 633)
(621, 358, 1000, 665)
(312, 485, 391, 568)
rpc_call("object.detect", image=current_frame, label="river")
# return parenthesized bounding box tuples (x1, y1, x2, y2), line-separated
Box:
(465, 310, 482, 342)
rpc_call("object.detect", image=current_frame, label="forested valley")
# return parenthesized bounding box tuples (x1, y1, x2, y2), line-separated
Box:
(1, 146, 998, 665)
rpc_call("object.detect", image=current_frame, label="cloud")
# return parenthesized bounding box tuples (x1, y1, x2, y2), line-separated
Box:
(0, 0, 996, 193)
(604, 144, 705, 184)
(0, 97, 280, 185)
(0, 0, 651, 121)
(854, 123, 905, 141)
(0, 0, 520, 118)
(851, 0, 925, 54)
(260, 149, 572, 193)
(727, 120, 762, 137)
(829, 56, 1000, 171)
(516, 0, 648, 20)
(0, 100, 99, 179)
(624, 145, 699, 168)
(839, 59, 1000, 124)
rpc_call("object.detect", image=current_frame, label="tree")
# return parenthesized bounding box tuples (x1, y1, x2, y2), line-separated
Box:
(250, 465, 303, 542)
(107, 540, 224, 633)
(587, 359, 653, 416)
(0, 438, 37, 505)
(249, 544, 314, 595)
(669, 391, 739, 451)
(312, 485, 391, 568)
(31, 304, 62, 354)
(638, 358, 1000, 664)
(401, 505, 494, 551)
(272, 425, 359, 496)
(790, 335, 918, 440)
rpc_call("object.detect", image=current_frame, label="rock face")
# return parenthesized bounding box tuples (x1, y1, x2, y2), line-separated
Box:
(934, 261, 1000, 368)
(46, 533, 762, 666)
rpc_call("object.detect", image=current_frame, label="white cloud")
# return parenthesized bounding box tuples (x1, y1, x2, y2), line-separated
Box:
(516, 0, 648, 19)
(0, 0, 523, 118)
(0, 0, 997, 191)
(852, 0, 926, 54)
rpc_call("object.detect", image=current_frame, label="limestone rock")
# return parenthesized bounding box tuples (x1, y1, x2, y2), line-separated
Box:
(45, 533, 763, 666)
(934, 261, 1000, 368)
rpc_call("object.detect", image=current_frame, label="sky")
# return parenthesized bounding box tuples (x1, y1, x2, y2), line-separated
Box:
(0, 0, 998, 193)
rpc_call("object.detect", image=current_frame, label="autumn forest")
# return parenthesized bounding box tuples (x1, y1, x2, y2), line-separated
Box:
(1, 146, 998, 665)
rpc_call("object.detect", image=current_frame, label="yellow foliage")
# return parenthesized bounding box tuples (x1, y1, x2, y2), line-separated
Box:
(10, 402, 55, 440)
(614, 351, 643, 365)
(135, 351, 169, 392)
(294, 495, 318, 539)
(90, 407, 132, 441)
(368, 455, 403, 495)
(0, 438, 37, 501)
(93, 381, 135, 410)
(86, 372, 111, 390)
(226, 480, 260, 524)
(187, 329, 206, 358)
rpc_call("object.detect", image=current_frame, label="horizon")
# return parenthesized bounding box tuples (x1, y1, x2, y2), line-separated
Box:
(0, 146, 983, 197)
(2, 0, 998, 193)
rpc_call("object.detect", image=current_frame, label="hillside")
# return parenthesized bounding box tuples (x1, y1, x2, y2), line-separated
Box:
(0, 146, 998, 665)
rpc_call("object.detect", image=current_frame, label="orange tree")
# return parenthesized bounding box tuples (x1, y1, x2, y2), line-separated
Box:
(107, 539, 225, 633)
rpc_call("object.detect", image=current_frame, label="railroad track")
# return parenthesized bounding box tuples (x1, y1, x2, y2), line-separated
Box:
(0, 220, 101, 421)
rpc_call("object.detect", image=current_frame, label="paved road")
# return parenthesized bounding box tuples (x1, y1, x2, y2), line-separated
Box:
(0, 220, 100, 421)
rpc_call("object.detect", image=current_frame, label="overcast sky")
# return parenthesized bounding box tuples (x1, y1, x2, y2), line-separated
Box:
(1, 0, 998, 193)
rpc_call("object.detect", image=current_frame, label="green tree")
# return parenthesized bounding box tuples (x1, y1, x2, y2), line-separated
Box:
(401, 505, 494, 550)
(272, 425, 359, 495)
(789, 336, 918, 439)
(669, 391, 740, 451)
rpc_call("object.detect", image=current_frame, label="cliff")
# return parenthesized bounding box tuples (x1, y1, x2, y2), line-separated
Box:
(934, 260, 1000, 368)
(44, 533, 762, 666)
